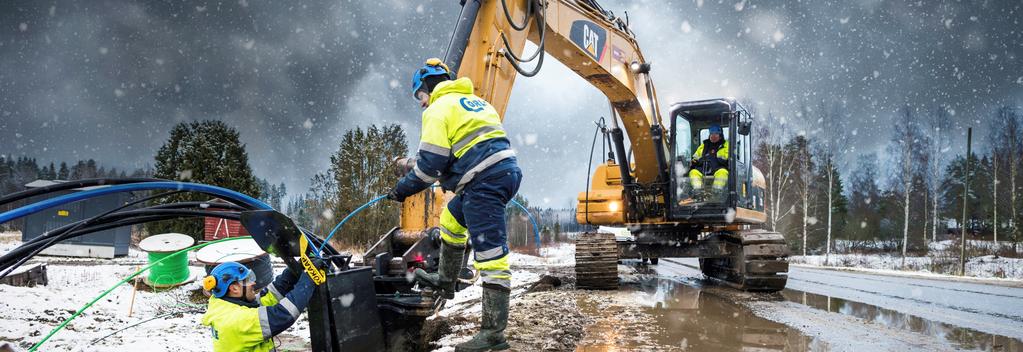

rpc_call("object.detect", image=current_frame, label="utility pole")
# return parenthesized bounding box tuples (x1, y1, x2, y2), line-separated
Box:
(959, 127, 972, 276)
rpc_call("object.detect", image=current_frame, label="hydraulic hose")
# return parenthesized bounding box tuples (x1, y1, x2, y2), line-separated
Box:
(317, 195, 388, 254)
(0, 181, 271, 224)
(509, 198, 541, 249)
(28, 236, 252, 352)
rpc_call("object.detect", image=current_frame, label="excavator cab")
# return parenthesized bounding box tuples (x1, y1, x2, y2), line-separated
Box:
(668, 98, 764, 223)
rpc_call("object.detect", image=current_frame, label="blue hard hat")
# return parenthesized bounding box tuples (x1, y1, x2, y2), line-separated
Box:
(709, 124, 723, 135)
(203, 262, 253, 298)
(411, 58, 454, 98)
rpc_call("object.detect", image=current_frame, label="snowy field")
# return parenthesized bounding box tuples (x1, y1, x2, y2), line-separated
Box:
(0, 232, 562, 351)
(791, 239, 1023, 281)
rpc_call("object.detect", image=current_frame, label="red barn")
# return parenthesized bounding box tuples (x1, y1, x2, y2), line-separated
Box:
(203, 199, 250, 241)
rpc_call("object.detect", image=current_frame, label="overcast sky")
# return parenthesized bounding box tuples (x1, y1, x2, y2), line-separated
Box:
(1, 0, 1021, 206)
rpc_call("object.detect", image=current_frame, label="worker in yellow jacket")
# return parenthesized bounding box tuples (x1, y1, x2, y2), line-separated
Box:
(689, 124, 730, 194)
(387, 58, 521, 352)
(201, 261, 316, 352)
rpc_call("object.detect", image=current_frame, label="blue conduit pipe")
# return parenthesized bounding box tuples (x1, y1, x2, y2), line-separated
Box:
(0, 181, 272, 224)
(317, 195, 388, 254)
(509, 198, 541, 249)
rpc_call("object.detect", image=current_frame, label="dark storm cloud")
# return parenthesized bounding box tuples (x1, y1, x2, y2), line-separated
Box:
(1, 0, 1021, 205)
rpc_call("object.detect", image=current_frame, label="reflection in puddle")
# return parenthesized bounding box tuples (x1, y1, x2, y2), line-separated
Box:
(782, 289, 1023, 351)
(576, 277, 823, 351)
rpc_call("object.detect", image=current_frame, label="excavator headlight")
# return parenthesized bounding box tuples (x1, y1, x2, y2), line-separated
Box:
(609, 201, 620, 213)
(629, 61, 651, 74)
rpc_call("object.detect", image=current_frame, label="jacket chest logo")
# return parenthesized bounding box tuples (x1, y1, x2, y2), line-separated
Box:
(459, 97, 486, 112)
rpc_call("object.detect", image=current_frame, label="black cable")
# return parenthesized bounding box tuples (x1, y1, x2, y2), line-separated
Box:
(0, 209, 240, 274)
(502, 0, 547, 76)
(583, 118, 604, 225)
(0, 212, 240, 274)
(8, 200, 242, 256)
(499, 0, 544, 63)
(0, 178, 165, 207)
(500, 0, 532, 31)
(0, 191, 184, 278)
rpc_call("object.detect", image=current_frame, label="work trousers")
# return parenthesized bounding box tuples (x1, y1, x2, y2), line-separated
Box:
(437, 167, 522, 289)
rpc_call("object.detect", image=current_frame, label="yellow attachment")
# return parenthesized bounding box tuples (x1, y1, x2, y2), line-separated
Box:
(298, 232, 325, 285)
(425, 57, 451, 73)
(202, 275, 217, 291)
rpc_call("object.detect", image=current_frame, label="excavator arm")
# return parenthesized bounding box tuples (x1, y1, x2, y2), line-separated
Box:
(399, 0, 671, 231)
(450, 0, 666, 183)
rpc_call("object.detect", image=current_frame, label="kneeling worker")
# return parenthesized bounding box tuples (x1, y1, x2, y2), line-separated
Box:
(202, 261, 317, 352)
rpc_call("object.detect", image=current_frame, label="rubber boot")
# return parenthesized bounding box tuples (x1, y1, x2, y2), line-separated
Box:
(455, 284, 511, 352)
(414, 241, 464, 299)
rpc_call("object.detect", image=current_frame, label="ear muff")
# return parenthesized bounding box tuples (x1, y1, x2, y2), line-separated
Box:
(202, 275, 217, 291)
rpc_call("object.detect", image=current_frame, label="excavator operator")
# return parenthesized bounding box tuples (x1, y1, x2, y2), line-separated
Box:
(386, 58, 521, 351)
(688, 124, 729, 196)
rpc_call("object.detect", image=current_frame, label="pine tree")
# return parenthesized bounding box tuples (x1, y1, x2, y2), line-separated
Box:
(308, 124, 407, 248)
(57, 162, 69, 180)
(146, 120, 261, 240)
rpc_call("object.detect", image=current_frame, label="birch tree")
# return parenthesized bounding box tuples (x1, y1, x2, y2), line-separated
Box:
(888, 106, 919, 268)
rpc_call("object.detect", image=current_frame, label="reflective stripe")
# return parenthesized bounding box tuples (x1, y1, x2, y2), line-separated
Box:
(473, 254, 510, 272)
(440, 207, 467, 234)
(454, 149, 516, 193)
(414, 164, 440, 183)
(257, 306, 272, 340)
(440, 226, 466, 239)
(452, 125, 503, 153)
(419, 142, 450, 155)
(475, 246, 505, 261)
(266, 283, 283, 301)
(480, 269, 512, 288)
(278, 298, 301, 319)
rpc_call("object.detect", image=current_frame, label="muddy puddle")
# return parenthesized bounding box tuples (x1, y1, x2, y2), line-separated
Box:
(782, 289, 1023, 351)
(574, 274, 824, 351)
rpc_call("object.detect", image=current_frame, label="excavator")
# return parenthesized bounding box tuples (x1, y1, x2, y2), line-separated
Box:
(397, 0, 790, 292)
(0, 1, 788, 351)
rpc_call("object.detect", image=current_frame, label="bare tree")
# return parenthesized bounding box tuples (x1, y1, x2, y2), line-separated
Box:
(813, 101, 849, 264)
(790, 135, 814, 256)
(923, 107, 953, 242)
(753, 112, 798, 233)
(889, 106, 919, 268)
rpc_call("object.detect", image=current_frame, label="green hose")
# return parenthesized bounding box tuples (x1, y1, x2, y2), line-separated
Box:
(146, 251, 190, 286)
(29, 236, 251, 352)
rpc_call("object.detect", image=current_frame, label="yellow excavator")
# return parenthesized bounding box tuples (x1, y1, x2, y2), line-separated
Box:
(397, 0, 788, 293)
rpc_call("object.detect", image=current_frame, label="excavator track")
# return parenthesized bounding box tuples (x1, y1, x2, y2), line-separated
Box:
(574, 232, 619, 290)
(700, 229, 789, 292)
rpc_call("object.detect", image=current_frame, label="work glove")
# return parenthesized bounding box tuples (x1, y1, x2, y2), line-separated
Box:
(386, 187, 407, 202)
(393, 157, 416, 177)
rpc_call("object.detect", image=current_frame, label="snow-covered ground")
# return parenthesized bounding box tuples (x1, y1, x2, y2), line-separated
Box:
(0, 232, 567, 351)
(792, 240, 1023, 281)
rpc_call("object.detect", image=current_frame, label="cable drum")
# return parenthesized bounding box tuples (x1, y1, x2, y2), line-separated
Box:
(138, 233, 195, 287)
(196, 238, 272, 290)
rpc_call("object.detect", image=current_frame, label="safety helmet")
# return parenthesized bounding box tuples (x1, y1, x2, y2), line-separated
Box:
(709, 124, 723, 136)
(203, 262, 254, 298)
(411, 58, 454, 98)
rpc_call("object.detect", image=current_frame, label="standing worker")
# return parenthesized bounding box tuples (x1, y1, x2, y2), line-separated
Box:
(387, 58, 522, 352)
(201, 261, 318, 352)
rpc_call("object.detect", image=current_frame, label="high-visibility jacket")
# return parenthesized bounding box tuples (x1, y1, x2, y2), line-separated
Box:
(693, 139, 729, 171)
(393, 77, 517, 198)
(202, 270, 315, 352)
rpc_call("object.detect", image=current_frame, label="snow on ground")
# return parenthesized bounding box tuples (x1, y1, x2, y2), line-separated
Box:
(0, 232, 309, 352)
(791, 253, 1023, 280)
(508, 242, 574, 267)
